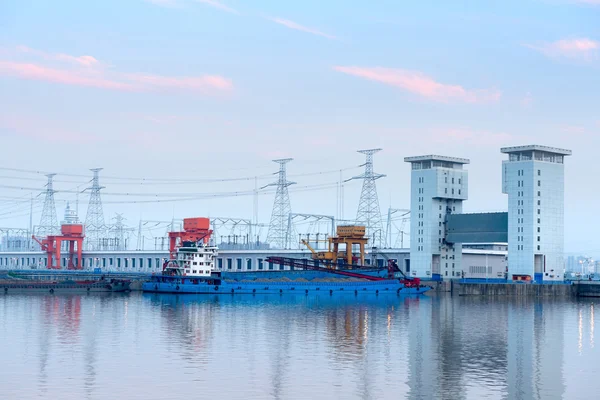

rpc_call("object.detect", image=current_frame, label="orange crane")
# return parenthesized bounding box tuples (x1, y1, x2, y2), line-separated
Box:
(32, 224, 85, 270)
(167, 217, 213, 260)
(301, 225, 368, 269)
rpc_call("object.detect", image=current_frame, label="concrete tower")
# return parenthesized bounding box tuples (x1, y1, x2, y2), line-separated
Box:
(501, 145, 571, 282)
(404, 155, 469, 280)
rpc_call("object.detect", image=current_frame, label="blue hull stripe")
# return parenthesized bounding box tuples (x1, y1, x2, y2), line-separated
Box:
(142, 280, 429, 295)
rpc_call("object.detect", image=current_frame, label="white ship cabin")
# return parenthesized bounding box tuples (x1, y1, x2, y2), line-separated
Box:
(164, 241, 218, 277)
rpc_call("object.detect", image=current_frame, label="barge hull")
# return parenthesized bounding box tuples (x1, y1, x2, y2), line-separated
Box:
(1, 281, 131, 294)
(142, 280, 429, 295)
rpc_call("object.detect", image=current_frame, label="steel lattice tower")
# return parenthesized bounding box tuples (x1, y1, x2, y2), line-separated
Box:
(348, 149, 386, 247)
(37, 174, 59, 237)
(264, 159, 295, 249)
(84, 168, 106, 250)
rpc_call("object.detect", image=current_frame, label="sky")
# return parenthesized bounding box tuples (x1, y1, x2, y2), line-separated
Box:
(0, 0, 599, 253)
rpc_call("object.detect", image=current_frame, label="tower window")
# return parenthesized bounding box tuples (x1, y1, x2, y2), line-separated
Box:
(538, 170, 541, 176)
(538, 180, 541, 187)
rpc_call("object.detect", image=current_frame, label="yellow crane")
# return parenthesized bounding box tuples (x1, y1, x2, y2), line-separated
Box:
(301, 225, 368, 269)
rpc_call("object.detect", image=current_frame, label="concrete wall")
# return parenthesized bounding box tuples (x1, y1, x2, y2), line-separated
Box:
(456, 282, 574, 297)
(462, 252, 506, 279)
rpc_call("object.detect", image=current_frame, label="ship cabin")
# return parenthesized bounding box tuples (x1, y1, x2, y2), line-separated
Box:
(153, 240, 221, 285)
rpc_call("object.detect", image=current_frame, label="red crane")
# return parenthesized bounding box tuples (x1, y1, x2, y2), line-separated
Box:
(167, 217, 213, 260)
(32, 224, 85, 270)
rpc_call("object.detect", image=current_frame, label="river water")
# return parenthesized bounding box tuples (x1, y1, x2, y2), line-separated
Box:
(0, 292, 597, 400)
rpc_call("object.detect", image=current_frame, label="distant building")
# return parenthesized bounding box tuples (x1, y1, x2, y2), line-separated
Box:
(501, 145, 571, 282)
(404, 155, 469, 279)
(566, 256, 576, 272)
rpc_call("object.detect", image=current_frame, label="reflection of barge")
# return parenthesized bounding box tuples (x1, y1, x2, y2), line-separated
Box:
(0, 277, 131, 294)
(142, 218, 430, 296)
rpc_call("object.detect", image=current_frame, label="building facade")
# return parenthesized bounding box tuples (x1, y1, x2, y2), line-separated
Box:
(404, 155, 469, 279)
(501, 145, 571, 281)
(0, 247, 505, 279)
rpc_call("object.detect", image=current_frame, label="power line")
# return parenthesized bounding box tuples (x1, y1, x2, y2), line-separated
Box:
(0, 165, 359, 185)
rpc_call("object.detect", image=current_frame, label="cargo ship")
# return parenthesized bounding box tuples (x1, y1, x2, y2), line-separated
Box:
(142, 218, 430, 296)
(0, 276, 131, 294)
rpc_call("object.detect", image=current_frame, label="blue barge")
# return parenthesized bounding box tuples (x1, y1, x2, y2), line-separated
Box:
(141, 238, 430, 296)
(143, 275, 429, 295)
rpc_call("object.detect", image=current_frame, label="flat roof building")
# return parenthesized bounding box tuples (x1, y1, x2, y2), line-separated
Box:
(501, 145, 571, 281)
(404, 155, 469, 280)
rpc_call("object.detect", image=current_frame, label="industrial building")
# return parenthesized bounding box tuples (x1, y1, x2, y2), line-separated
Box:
(0, 145, 570, 282)
(501, 145, 571, 282)
(403, 144, 570, 282)
(404, 155, 470, 280)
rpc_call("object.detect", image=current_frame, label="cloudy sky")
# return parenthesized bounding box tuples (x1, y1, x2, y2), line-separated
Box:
(0, 0, 599, 253)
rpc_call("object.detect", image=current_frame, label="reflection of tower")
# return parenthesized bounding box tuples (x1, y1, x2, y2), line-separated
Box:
(507, 299, 534, 400)
(534, 301, 564, 399)
(83, 308, 98, 399)
(37, 174, 59, 237)
(84, 168, 106, 250)
(264, 159, 295, 249)
(407, 296, 439, 400)
(506, 299, 565, 399)
(348, 149, 385, 248)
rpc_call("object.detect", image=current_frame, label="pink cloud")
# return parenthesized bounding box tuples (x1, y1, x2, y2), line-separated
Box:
(524, 38, 599, 60)
(16, 45, 100, 67)
(195, 0, 239, 14)
(0, 61, 136, 91)
(268, 17, 336, 40)
(124, 73, 233, 92)
(333, 66, 501, 104)
(0, 46, 233, 95)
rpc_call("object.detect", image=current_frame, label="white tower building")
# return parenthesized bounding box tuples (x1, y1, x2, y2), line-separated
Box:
(62, 202, 79, 225)
(501, 145, 571, 282)
(404, 155, 469, 280)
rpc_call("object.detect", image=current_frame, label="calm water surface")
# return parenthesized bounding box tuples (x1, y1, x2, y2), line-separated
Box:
(1, 293, 598, 399)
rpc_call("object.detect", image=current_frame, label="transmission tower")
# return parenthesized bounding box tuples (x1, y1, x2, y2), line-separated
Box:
(347, 149, 386, 247)
(84, 168, 106, 250)
(36, 174, 59, 237)
(264, 159, 295, 249)
(109, 213, 133, 250)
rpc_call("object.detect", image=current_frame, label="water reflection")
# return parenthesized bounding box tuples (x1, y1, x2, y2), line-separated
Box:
(0, 293, 590, 399)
